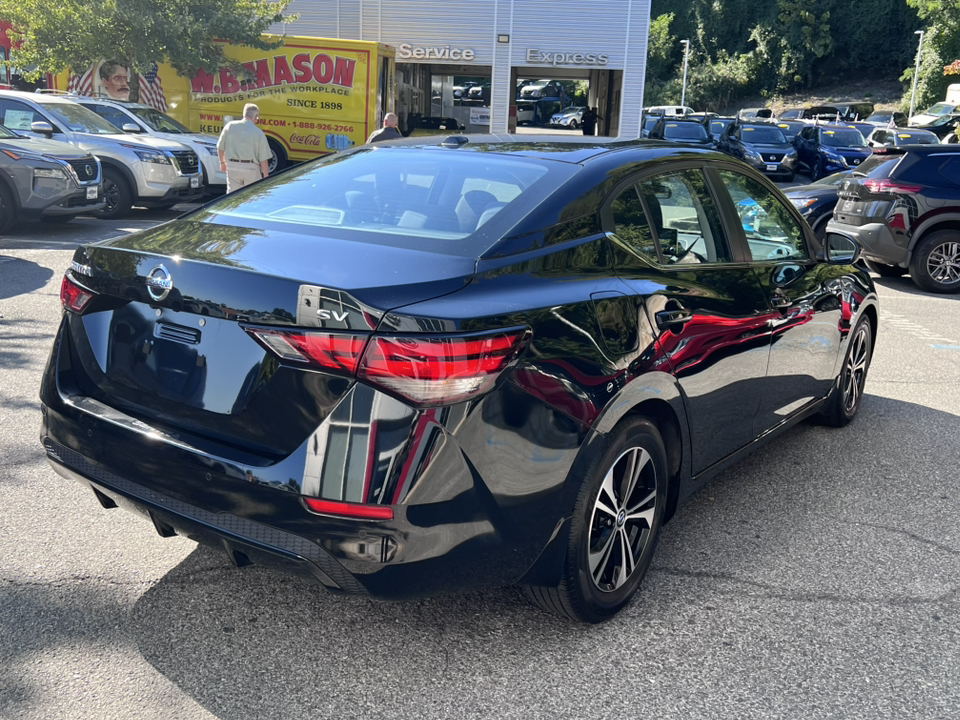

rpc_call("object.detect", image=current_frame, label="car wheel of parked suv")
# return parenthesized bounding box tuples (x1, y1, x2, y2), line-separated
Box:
(0, 183, 16, 233)
(863, 259, 907, 278)
(811, 157, 823, 181)
(909, 230, 960, 293)
(94, 168, 134, 220)
(525, 417, 667, 623)
(819, 317, 873, 427)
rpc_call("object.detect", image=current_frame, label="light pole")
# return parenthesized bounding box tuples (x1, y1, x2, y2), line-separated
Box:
(909, 30, 925, 121)
(680, 39, 690, 108)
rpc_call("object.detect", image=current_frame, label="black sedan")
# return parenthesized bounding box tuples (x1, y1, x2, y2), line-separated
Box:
(718, 120, 798, 180)
(783, 171, 851, 239)
(41, 137, 878, 623)
(647, 118, 715, 146)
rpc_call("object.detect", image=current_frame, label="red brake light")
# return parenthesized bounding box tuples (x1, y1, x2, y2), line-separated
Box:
(60, 274, 94, 313)
(358, 329, 530, 406)
(862, 178, 923, 194)
(247, 326, 530, 406)
(302, 497, 394, 520)
(244, 328, 368, 374)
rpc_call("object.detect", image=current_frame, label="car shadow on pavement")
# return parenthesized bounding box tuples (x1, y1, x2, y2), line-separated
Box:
(124, 394, 960, 720)
(868, 273, 960, 301)
(0, 256, 53, 301)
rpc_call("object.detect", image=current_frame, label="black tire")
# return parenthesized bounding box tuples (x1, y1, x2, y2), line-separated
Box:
(267, 139, 287, 175)
(784, 171, 796, 183)
(811, 157, 823, 181)
(863, 258, 907, 277)
(93, 168, 133, 220)
(524, 417, 668, 623)
(813, 215, 831, 241)
(570, 120, 579, 129)
(908, 230, 960, 293)
(0, 182, 18, 233)
(40, 215, 74, 224)
(819, 316, 873, 427)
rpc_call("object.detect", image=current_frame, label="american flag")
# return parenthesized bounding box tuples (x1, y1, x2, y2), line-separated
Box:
(66, 61, 167, 112)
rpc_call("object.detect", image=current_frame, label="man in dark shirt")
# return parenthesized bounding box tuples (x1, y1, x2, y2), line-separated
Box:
(367, 113, 403, 143)
(581, 107, 602, 136)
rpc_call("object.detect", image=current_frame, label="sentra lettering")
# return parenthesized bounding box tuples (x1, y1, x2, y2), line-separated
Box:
(525, 49, 609, 66)
(190, 53, 357, 95)
(397, 43, 476, 62)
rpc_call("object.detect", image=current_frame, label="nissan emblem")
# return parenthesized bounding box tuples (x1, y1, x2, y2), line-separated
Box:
(146, 264, 174, 302)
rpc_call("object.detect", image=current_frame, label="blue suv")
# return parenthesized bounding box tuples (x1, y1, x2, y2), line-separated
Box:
(794, 124, 871, 180)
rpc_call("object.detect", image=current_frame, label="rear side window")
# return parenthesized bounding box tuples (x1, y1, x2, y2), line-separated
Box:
(0, 99, 48, 131)
(937, 158, 960, 186)
(663, 123, 708, 141)
(638, 169, 731, 265)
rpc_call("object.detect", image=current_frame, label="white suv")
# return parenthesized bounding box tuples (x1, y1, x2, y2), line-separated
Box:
(68, 97, 226, 194)
(0, 90, 203, 218)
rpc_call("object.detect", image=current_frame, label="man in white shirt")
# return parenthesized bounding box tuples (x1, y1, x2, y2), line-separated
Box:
(217, 103, 272, 192)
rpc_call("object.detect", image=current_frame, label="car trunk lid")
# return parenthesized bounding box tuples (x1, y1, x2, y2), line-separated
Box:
(63, 220, 476, 457)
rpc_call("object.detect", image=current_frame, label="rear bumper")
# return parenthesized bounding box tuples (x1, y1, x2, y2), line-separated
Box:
(45, 440, 364, 593)
(826, 219, 908, 266)
(38, 322, 586, 599)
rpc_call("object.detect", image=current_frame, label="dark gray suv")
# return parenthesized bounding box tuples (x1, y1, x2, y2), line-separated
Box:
(0, 122, 102, 231)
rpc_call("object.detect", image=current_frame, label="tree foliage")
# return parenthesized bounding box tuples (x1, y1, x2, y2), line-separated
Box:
(0, 0, 295, 99)
(646, 0, 921, 112)
(903, 0, 960, 111)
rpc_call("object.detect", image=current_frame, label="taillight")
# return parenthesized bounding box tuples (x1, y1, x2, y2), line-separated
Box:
(244, 328, 368, 374)
(302, 497, 394, 520)
(358, 329, 530, 406)
(60, 274, 94, 313)
(246, 325, 530, 406)
(862, 178, 923, 194)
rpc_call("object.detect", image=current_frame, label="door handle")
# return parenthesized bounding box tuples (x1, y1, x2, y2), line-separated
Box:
(655, 308, 693, 330)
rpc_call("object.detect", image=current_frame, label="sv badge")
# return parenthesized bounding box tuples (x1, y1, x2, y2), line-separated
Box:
(317, 309, 349, 322)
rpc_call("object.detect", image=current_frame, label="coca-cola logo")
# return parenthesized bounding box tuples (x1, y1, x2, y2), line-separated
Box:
(290, 133, 324, 146)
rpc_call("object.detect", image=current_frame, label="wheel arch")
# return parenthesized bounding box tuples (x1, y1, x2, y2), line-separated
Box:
(98, 160, 137, 196)
(907, 216, 960, 254)
(516, 373, 691, 588)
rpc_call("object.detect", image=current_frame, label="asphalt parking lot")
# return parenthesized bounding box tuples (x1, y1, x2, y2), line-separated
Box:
(1, 198, 958, 719)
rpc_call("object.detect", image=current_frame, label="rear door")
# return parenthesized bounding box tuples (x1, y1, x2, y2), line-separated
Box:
(606, 164, 773, 474)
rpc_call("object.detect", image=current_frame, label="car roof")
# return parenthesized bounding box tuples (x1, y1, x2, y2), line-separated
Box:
(0, 90, 75, 104)
(363, 134, 721, 165)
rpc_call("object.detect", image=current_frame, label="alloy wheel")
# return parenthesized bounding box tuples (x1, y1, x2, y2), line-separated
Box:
(841, 324, 870, 413)
(588, 446, 658, 593)
(925, 240, 960, 286)
(102, 178, 119, 214)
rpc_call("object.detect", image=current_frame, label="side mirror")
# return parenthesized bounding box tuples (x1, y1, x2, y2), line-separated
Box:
(121, 123, 142, 133)
(822, 232, 861, 265)
(30, 121, 54, 138)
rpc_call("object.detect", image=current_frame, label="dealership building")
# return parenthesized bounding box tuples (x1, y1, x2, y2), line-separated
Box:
(277, 0, 653, 137)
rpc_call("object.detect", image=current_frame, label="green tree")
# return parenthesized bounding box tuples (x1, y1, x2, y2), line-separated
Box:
(0, 0, 295, 101)
(902, 0, 960, 112)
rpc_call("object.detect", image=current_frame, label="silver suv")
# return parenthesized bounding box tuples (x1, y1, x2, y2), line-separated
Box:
(67, 97, 226, 194)
(0, 123, 102, 230)
(0, 90, 203, 218)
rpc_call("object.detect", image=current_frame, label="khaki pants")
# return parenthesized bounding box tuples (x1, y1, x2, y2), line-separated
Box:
(226, 161, 263, 193)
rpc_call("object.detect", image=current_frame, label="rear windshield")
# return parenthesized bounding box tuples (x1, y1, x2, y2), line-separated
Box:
(742, 126, 786, 143)
(820, 129, 865, 147)
(193, 147, 566, 255)
(853, 154, 905, 178)
(709, 119, 732, 135)
(663, 123, 708, 141)
(897, 131, 939, 144)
